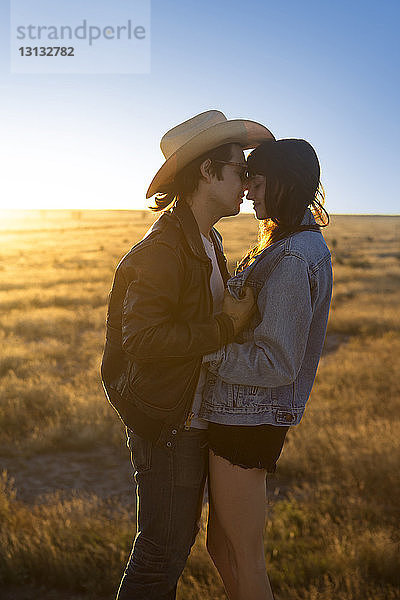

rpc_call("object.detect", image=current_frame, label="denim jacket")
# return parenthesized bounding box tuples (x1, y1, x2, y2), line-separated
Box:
(199, 208, 333, 427)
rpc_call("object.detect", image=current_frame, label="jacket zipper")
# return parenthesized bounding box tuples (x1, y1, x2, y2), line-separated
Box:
(178, 357, 202, 430)
(183, 412, 195, 430)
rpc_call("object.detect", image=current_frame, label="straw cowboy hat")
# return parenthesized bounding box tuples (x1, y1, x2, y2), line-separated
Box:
(146, 110, 275, 198)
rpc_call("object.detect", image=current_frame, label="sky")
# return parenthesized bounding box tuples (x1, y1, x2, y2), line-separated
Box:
(0, 0, 399, 214)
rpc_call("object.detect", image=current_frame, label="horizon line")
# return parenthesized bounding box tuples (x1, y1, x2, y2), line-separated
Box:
(1, 208, 399, 217)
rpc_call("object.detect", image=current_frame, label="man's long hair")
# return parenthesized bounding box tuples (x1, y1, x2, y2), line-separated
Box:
(150, 144, 235, 212)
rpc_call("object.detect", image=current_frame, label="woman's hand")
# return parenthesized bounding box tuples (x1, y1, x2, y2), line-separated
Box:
(222, 286, 255, 334)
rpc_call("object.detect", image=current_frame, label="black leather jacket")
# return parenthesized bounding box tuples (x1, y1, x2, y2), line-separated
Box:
(101, 200, 235, 447)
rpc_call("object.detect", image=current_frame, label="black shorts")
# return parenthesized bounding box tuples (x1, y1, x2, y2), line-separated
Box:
(207, 422, 289, 472)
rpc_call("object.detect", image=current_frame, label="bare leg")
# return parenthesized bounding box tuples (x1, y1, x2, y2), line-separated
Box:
(207, 491, 239, 600)
(206, 450, 275, 600)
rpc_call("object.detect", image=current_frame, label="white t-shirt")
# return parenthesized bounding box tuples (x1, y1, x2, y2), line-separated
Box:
(189, 233, 225, 429)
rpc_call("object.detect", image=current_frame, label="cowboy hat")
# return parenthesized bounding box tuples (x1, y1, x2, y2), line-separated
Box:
(146, 110, 275, 198)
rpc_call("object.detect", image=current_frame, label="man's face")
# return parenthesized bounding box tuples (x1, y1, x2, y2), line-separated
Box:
(246, 174, 267, 220)
(208, 144, 247, 218)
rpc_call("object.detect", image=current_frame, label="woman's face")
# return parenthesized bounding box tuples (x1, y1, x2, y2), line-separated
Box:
(246, 174, 267, 220)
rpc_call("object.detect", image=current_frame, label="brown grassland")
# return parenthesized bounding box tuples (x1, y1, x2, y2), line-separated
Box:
(0, 209, 399, 599)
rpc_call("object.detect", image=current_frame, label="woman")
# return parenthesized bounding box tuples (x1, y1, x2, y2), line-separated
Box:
(199, 139, 333, 600)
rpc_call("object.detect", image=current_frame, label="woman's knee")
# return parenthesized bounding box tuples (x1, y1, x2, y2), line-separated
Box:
(215, 525, 265, 565)
(207, 527, 239, 586)
(206, 521, 222, 562)
(206, 521, 231, 564)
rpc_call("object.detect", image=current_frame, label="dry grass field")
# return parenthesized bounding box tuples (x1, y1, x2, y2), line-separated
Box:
(0, 209, 399, 600)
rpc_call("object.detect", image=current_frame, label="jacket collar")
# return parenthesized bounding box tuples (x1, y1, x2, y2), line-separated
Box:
(300, 207, 316, 225)
(172, 199, 212, 262)
(230, 207, 318, 286)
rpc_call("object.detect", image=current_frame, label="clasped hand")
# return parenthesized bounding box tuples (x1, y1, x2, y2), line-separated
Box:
(222, 286, 255, 334)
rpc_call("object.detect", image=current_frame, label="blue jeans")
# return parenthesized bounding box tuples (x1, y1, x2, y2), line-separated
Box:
(116, 427, 208, 600)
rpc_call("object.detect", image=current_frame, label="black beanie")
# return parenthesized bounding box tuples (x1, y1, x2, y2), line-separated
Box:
(248, 139, 319, 187)
(247, 139, 320, 225)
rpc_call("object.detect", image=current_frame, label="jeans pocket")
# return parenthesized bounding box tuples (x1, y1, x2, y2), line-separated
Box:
(128, 432, 152, 473)
(175, 430, 208, 488)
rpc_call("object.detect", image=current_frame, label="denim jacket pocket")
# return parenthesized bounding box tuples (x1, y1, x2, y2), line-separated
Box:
(271, 382, 295, 410)
(229, 384, 273, 412)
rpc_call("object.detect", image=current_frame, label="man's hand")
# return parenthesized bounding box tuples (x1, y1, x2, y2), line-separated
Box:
(222, 286, 255, 335)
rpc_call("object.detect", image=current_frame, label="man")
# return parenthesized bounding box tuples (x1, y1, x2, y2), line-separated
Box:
(101, 110, 274, 599)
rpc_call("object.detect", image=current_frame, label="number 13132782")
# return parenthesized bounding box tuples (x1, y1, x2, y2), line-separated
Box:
(18, 47, 74, 56)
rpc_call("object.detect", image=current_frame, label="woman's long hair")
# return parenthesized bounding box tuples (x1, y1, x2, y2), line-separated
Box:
(237, 139, 329, 273)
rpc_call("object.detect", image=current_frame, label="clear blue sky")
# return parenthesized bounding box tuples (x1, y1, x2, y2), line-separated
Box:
(1, 0, 399, 213)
